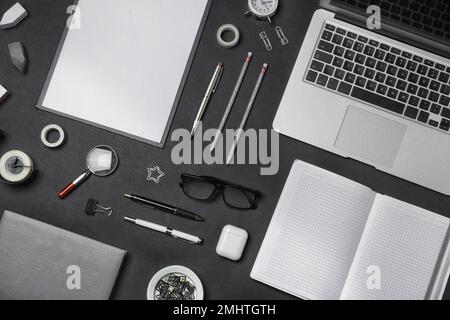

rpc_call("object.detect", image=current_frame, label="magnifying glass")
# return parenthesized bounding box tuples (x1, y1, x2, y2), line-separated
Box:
(58, 145, 119, 199)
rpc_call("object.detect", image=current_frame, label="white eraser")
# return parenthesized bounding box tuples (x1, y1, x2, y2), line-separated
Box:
(0, 84, 8, 103)
(216, 225, 248, 261)
(0, 3, 28, 30)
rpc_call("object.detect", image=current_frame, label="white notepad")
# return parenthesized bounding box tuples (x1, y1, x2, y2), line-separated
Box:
(251, 160, 450, 300)
(38, 0, 210, 147)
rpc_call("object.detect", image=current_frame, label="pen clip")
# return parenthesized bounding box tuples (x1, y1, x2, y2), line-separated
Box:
(212, 65, 224, 93)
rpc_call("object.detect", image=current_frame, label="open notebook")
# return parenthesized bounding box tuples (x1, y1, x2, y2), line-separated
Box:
(251, 160, 450, 300)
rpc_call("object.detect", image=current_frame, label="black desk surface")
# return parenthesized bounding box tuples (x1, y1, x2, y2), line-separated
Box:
(0, 0, 449, 300)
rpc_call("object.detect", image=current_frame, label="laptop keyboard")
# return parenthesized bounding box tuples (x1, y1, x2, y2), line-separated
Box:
(305, 23, 450, 133)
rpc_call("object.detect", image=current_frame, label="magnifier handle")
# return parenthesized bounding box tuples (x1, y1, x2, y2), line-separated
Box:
(58, 170, 92, 199)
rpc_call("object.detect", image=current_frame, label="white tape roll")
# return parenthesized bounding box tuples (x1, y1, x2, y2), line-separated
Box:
(217, 24, 240, 48)
(41, 124, 65, 148)
(0, 150, 34, 184)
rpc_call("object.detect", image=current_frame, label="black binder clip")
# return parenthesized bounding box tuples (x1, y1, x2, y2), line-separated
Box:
(85, 199, 113, 216)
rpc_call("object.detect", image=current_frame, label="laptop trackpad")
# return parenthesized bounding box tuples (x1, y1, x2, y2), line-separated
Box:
(335, 106, 407, 168)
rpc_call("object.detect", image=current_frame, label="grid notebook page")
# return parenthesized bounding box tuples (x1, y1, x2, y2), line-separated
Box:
(251, 160, 376, 300)
(341, 195, 450, 300)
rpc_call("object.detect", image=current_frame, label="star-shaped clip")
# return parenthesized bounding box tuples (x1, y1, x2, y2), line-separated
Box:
(147, 166, 165, 183)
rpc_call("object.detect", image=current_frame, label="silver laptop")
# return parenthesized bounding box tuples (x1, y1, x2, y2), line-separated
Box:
(274, 0, 450, 195)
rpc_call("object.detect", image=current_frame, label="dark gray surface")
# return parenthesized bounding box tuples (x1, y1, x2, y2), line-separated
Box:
(0, 0, 449, 300)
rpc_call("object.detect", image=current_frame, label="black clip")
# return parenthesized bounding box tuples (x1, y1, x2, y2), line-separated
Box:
(85, 199, 113, 216)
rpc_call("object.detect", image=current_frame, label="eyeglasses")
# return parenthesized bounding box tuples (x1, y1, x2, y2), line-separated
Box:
(179, 173, 260, 210)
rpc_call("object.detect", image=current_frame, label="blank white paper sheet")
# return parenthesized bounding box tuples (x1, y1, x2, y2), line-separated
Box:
(38, 0, 209, 147)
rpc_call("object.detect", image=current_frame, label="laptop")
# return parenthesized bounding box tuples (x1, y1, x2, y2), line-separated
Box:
(274, 0, 450, 195)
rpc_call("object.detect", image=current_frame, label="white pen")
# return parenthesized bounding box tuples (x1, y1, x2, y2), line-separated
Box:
(124, 217, 203, 245)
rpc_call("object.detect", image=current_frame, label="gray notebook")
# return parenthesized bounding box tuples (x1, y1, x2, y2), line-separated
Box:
(0, 211, 126, 300)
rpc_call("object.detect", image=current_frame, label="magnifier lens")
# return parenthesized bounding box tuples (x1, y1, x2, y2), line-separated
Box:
(86, 146, 118, 176)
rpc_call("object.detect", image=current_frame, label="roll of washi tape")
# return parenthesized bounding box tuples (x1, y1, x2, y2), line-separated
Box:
(217, 24, 240, 49)
(0, 150, 34, 184)
(41, 124, 65, 148)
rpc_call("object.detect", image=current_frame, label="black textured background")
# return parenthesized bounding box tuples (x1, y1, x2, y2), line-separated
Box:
(0, 0, 449, 300)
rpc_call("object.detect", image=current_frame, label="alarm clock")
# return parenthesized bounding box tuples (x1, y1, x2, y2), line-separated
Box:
(246, 0, 279, 23)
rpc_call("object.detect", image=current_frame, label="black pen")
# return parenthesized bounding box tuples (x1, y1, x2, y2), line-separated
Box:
(124, 194, 205, 222)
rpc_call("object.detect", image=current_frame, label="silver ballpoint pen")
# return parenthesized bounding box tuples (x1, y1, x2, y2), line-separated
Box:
(191, 62, 224, 137)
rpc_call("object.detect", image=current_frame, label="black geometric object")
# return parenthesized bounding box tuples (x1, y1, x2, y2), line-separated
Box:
(8, 42, 27, 74)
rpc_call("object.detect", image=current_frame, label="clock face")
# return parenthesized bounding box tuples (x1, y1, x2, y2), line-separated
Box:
(248, 0, 279, 17)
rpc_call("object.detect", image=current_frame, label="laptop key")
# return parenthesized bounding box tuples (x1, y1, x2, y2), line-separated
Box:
(408, 73, 419, 84)
(429, 119, 439, 127)
(344, 50, 356, 61)
(333, 57, 344, 68)
(417, 65, 428, 75)
(418, 88, 429, 98)
(332, 34, 343, 45)
(405, 107, 419, 119)
(377, 84, 388, 95)
(366, 80, 377, 91)
(417, 111, 430, 123)
(327, 78, 339, 90)
(311, 60, 324, 72)
(438, 72, 449, 84)
(419, 100, 431, 110)
(334, 69, 345, 80)
(396, 80, 408, 91)
(306, 70, 318, 82)
(316, 74, 328, 86)
(430, 80, 440, 92)
(440, 85, 450, 95)
(324, 65, 335, 76)
(407, 84, 418, 95)
(336, 28, 346, 35)
(356, 76, 366, 87)
(397, 69, 408, 80)
(315, 50, 333, 64)
(354, 64, 365, 75)
(374, 49, 385, 60)
(352, 87, 405, 114)
(386, 76, 396, 87)
(428, 68, 439, 79)
(322, 30, 333, 41)
(344, 61, 354, 71)
(318, 41, 334, 53)
(398, 92, 409, 103)
(430, 104, 441, 114)
(345, 73, 356, 84)
(385, 53, 396, 64)
(375, 72, 386, 83)
(440, 96, 450, 107)
(347, 31, 357, 39)
(343, 38, 354, 48)
(338, 82, 352, 95)
(387, 88, 398, 99)
(353, 42, 364, 52)
(334, 46, 345, 57)
(408, 96, 419, 107)
(441, 107, 450, 119)
(428, 91, 439, 102)
(440, 119, 450, 131)
(355, 53, 365, 64)
(325, 24, 335, 31)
